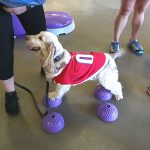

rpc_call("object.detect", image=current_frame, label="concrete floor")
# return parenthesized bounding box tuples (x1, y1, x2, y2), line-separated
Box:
(0, 0, 150, 150)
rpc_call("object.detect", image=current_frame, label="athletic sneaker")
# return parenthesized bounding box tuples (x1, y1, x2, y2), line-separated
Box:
(110, 41, 120, 53)
(5, 91, 20, 115)
(128, 39, 144, 56)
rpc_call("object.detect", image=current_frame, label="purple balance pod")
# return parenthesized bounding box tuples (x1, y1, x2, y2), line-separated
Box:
(96, 103, 118, 122)
(94, 85, 112, 101)
(43, 96, 62, 108)
(45, 11, 75, 36)
(12, 14, 26, 38)
(42, 112, 65, 133)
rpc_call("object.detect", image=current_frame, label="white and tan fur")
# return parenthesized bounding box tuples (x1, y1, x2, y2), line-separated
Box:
(25, 31, 124, 101)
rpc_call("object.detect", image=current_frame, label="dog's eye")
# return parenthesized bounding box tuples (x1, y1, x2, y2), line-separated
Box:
(39, 36, 43, 41)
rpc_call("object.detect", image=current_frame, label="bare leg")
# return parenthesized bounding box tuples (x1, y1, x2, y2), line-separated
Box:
(0, 77, 15, 92)
(131, 0, 150, 41)
(113, 0, 136, 42)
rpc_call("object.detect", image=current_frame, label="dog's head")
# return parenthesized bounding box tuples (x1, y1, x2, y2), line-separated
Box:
(25, 31, 70, 78)
(25, 31, 64, 60)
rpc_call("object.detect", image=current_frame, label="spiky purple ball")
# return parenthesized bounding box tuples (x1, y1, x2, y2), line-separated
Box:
(42, 112, 65, 133)
(94, 85, 112, 101)
(96, 103, 118, 122)
(43, 96, 62, 108)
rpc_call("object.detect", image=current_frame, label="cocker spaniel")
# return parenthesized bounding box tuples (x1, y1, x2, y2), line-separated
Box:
(25, 31, 124, 101)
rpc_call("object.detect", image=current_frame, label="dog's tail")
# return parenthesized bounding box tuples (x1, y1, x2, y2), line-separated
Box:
(110, 48, 126, 60)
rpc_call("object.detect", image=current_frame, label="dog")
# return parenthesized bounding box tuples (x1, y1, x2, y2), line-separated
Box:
(25, 31, 124, 101)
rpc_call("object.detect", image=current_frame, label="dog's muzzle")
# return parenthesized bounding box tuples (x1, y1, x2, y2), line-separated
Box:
(27, 46, 41, 51)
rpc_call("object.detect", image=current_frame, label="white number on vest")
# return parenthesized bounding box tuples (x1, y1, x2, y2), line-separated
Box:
(76, 54, 93, 64)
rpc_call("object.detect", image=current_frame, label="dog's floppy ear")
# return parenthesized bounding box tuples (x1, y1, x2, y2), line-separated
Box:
(46, 41, 56, 53)
(43, 42, 56, 75)
(47, 41, 57, 66)
(38, 41, 54, 64)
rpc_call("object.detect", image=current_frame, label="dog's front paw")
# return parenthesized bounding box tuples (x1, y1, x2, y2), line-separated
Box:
(115, 95, 123, 100)
(48, 92, 58, 101)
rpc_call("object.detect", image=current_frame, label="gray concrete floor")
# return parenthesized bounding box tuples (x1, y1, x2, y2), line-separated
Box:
(0, 0, 150, 150)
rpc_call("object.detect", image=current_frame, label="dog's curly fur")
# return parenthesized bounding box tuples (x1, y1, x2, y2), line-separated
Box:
(25, 31, 123, 101)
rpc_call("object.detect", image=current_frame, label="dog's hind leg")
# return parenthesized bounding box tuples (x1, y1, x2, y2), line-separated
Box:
(109, 81, 123, 100)
(48, 84, 71, 100)
(98, 68, 123, 100)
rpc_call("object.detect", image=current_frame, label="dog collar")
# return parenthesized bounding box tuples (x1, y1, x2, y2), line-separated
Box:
(54, 52, 64, 63)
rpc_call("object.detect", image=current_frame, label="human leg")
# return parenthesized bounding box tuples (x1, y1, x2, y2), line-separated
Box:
(0, 5, 20, 115)
(17, 5, 46, 35)
(128, 0, 150, 56)
(0, 5, 46, 115)
(131, 0, 150, 40)
(110, 0, 136, 52)
(128, 0, 150, 55)
(18, 5, 46, 76)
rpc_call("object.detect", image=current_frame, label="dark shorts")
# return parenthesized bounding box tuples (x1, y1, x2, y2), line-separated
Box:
(0, 4, 46, 80)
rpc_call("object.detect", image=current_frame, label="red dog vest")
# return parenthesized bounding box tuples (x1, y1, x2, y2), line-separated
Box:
(52, 52, 106, 85)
